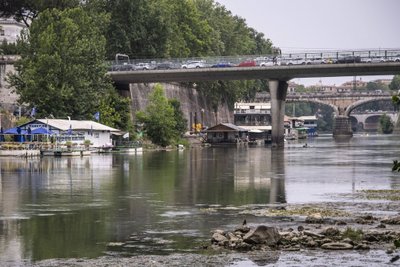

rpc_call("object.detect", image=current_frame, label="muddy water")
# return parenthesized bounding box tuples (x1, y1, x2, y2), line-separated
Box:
(0, 134, 400, 265)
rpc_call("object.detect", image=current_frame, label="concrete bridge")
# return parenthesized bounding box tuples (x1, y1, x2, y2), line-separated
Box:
(3, 50, 400, 147)
(108, 59, 400, 147)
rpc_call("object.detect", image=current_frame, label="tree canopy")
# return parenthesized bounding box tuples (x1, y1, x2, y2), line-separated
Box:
(390, 75, 400, 91)
(7, 7, 130, 130)
(136, 84, 182, 147)
(0, 0, 80, 27)
(5, 0, 277, 134)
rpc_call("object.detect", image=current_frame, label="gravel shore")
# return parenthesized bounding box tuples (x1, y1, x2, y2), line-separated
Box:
(15, 192, 400, 267)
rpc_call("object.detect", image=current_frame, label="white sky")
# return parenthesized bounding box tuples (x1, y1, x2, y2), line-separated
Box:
(215, 0, 400, 86)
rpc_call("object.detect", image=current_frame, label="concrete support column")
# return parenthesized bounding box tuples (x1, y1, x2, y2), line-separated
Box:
(333, 116, 353, 138)
(269, 80, 288, 147)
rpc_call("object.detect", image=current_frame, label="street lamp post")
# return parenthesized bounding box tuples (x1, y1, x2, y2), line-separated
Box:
(45, 117, 49, 143)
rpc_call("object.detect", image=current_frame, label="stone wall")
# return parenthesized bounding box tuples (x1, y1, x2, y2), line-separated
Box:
(0, 62, 19, 111)
(127, 83, 233, 129)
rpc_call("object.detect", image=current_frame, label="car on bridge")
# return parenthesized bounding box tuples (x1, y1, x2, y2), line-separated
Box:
(361, 56, 386, 63)
(181, 60, 207, 69)
(389, 55, 400, 62)
(238, 60, 256, 67)
(135, 62, 154, 70)
(211, 62, 234, 68)
(259, 60, 275, 67)
(109, 63, 136, 71)
(156, 62, 180, 70)
(305, 57, 331, 65)
(336, 55, 361, 63)
(281, 57, 306, 65)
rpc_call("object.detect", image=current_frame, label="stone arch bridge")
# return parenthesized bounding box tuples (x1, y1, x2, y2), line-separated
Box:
(350, 111, 398, 132)
(285, 93, 396, 135)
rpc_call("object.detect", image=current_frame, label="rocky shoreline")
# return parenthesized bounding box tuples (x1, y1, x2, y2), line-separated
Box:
(211, 214, 400, 255)
(23, 197, 400, 266)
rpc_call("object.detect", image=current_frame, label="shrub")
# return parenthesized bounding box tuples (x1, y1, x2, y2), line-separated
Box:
(341, 227, 363, 241)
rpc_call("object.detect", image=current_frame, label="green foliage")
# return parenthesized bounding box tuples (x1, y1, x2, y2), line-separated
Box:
(7, 7, 129, 129)
(285, 102, 334, 132)
(5, 0, 277, 130)
(341, 227, 363, 241)
(168, 99, 187, 137)
(392, 160, 400, 172)
(136, 84, 178, 147)
(379, 113, 394, 134)
(389, 75, 400, 91)
(366, 82, 379, 91)
(0, 0, 80, 27)
(15, 116, 31, 126)
(194, 0, 272, 56)
(98, 89, 132, 131)
(0, 40, 19, 55)
(103, 0, 273, 110)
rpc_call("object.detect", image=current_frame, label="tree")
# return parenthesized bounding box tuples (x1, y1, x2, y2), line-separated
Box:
(390, 75, 400, 91)
(98, 88, 133, 131)
(0, 40, 19, 55)
(169, 98, 187, 137)
(136, 84, 177, 147)
(366, 82, 379, 91)
(105, 0, 167, 59)
(0, 0, 80, 27)
(7, 7, 130, 129)
(379, 114, 394, 134)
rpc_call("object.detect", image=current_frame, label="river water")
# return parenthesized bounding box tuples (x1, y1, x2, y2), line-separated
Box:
(1, 134, 400, 265)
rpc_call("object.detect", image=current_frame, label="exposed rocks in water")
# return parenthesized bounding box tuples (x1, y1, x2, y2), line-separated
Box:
(382, 216, 400, 225)
(390, 255, 400, 263)
(305, 213, 324, 224)
(211, 216, 400, 252)
(243, 225, 281, 246)
(321, 242, 353, 250)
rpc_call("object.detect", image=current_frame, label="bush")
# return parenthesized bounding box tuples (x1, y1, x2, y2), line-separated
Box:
(341, 227, 363, 241)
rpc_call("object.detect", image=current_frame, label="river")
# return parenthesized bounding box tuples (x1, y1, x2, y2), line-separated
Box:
(1, 134, 400, 266)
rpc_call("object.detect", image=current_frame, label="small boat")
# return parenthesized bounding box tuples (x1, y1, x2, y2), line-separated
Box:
(41, 148, 91, 157)
(97, 141, 143, 154)
(113, 146, 143, 154)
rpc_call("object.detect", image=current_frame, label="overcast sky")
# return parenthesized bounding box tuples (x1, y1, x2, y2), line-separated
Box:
(215, 0, 400, 86)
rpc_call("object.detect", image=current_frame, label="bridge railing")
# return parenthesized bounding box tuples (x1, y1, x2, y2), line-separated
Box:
(106, 48, 400, 71)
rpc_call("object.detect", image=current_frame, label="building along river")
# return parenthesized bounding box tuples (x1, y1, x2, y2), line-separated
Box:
(1, 134, 400, 266)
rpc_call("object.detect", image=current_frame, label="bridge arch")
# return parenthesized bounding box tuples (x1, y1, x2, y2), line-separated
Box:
(349, 116, 362, 132)
(344, 97, 392, 116)
(286, 98, 339, 115)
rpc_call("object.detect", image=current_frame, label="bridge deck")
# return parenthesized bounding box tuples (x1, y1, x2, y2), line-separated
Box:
(108, 62, 400, 84)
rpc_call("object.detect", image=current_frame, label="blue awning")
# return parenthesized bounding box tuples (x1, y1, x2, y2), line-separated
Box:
(3, 127, 27, 134)
(31, 127, 53, 135)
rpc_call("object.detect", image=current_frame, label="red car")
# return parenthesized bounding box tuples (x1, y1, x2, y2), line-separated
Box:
(238, 60, 256, 67)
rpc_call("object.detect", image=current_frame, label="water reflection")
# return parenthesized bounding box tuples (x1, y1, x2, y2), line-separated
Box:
(0, 147, 287, 261)
(1, 135, 399, 262)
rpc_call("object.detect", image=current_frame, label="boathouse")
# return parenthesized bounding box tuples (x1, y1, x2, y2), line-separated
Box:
(18, 119, 121, 147)
(204, 123, 248, 144)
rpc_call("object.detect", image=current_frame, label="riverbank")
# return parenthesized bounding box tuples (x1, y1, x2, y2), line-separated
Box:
(25, 190, 400, 267)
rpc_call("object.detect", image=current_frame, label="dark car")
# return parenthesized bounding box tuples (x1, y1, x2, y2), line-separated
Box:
(156, 62, 180, 69)
(211, 62, 234, 68)
(336, 56, 361, 64)
(156, 62, 173, 69)
(238, 60, 256, 67)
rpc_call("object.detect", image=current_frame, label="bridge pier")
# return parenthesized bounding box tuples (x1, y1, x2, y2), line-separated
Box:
(333, 116, 353, 138)
(269, 79, 288, 148)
